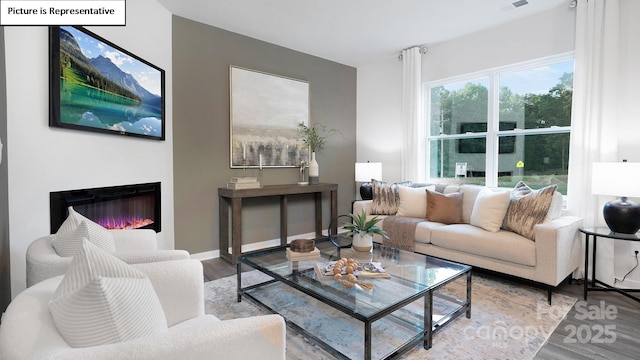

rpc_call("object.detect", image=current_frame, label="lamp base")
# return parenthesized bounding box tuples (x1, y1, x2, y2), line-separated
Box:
(603, 198, 640, 234)
(360, 183, 373, 200)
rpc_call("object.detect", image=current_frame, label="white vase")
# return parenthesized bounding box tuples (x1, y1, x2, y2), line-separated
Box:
(309, 151, 319, 184)
(352, 233, 373, 253)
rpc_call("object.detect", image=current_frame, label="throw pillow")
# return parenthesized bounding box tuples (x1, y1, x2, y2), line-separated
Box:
(370, 179, 412, 215)
(53, 206, 115, 256)
(502, 181, 558, 240)
(470, 188, 511, 232)
(49, 239, 167, 348)
(425, 189, 463, 224)
(396, 185, 436, 218)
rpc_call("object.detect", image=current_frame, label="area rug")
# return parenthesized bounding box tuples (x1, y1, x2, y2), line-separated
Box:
(204, 271, 576, 360)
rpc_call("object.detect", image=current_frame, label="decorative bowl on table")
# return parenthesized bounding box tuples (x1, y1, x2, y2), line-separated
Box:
(290, 239, 315, 253)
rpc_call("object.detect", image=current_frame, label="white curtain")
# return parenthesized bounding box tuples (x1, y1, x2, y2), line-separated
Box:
(567, 0, 620, 283)
(401, 47, 425, 182)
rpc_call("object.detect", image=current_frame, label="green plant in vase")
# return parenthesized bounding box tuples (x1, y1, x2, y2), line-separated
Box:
(342, 211, 389, 252)
(297, 122, 341, 184)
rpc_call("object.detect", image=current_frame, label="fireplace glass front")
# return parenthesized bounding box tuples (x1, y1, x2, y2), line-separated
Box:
(50, 182, 161, 234)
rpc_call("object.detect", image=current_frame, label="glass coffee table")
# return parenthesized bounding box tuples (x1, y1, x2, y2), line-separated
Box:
(237, 238, 471, 360)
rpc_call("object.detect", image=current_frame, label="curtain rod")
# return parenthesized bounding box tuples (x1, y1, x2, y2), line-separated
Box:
(398, 46, 428, 61)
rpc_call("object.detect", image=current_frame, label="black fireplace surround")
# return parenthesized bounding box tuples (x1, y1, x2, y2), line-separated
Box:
(50, 182, 161, 234)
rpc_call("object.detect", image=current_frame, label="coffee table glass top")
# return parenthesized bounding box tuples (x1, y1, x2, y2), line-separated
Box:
(240, 238, 471, 319)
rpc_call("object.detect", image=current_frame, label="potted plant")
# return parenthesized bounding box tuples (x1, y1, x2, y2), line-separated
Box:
(342, 211, 389, 252)
(297, 122, 341, 184)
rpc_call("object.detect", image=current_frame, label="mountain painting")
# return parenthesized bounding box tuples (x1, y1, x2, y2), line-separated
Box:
(50, 26, 165, 140)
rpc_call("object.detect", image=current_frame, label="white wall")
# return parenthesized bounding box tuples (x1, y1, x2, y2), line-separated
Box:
(5, 0, 174, 296)
(356, 54, 403, 185)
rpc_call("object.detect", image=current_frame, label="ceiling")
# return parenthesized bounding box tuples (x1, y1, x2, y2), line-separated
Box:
(156, 0, 569, 67)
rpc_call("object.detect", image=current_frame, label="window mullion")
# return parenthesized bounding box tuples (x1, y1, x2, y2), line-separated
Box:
(485, 72, 499, 187)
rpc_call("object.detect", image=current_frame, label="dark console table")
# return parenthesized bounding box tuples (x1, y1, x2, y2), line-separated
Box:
(218, 183, 338, 264)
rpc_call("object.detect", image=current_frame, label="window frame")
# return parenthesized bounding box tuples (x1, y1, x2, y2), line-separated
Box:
(423, 52, 574, 188)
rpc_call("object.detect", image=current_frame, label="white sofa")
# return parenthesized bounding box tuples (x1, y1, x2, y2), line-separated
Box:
(0, 259, 287, 360)
(354, 183, 583, 303)
(26, 229, 190, 287)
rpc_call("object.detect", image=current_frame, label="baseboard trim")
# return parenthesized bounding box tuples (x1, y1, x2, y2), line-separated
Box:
(190, 231, 320, 261)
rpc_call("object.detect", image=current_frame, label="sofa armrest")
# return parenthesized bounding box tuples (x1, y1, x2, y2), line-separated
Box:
(110, 229, 158, 251)
(115, 250, 190, 265)
(45, 315, 286, 360)
(26, 236, 71, 287)
(533, 216, 583, 286)
(353, 200, 373, 216)
(133, 259, 204, 327)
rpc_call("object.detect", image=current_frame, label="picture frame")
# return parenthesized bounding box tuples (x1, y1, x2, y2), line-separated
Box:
(49, 26, 165, 140)
(230, 66, 310, 168)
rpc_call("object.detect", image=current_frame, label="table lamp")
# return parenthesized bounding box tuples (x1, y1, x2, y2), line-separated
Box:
(591, 161, 640, 234)
(355, 162, 382, 200)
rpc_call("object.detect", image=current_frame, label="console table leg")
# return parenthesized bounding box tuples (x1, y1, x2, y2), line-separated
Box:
(230, 197, 242, 265)
(280, 195, 288, 246)
(314, 192, 322, 237)
(219, 196, 231, 263)
(364, 321, 372, 360)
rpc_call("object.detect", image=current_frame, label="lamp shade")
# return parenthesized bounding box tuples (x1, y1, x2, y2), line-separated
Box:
(592, 162, 640, 234)
(591, 162, 640, 197)
(355, 162, 382, 182)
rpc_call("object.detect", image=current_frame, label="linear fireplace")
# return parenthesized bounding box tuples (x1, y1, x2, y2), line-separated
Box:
(50, 182, 161, 234)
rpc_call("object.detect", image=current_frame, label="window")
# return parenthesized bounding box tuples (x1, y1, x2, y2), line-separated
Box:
(425, 54, 573, 194)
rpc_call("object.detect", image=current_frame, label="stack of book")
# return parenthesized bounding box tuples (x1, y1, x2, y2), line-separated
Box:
(286, 247, 321, 261)
(226, 177, 261, 189)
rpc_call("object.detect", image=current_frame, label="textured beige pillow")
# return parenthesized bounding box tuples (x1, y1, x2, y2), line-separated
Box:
(49, 239, 167, 348)
(502, 182, 558, 240)
(370, 179, 412, 215)
(426, 189, 463, 224)
(53, 206, 115, 256)
(470, 189, 511, 232)
(396, 185, 436, 218)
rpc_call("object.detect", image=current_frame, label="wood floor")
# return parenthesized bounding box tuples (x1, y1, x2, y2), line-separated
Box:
(202, 258, 640, 359)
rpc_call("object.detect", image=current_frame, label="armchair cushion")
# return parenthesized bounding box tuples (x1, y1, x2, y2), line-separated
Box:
(49, 240, 167, 348)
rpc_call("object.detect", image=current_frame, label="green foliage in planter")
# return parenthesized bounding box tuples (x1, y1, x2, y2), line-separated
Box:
(342, 211, 389, 238)
(297, 122, 341, 152)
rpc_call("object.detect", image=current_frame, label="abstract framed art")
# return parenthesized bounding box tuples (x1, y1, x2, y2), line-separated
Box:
(229, 66, 309, 168)
(49, 26, 165, 140)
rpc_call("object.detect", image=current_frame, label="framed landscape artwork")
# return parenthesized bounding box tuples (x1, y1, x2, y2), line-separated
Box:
(49, 26, 165, 140)
(230, 66, 310, 168)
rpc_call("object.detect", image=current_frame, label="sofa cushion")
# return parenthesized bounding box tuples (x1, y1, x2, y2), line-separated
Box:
(460, 185, 485, 224)
(426, 189, 463, 224)
(430, 224, 536, 267)
(49, 239, 167, 348)
(396, 185, 435, 218)
(470, 188, 511, 232)
(503, 182, 558, 240)
(53, 206, 115, 256)
(370, 179, 411, 215)
(547, 191, 564, 220)
(414, 221, 447, 244)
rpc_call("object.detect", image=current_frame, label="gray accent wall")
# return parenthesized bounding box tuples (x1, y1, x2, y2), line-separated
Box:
(1, 27, 11, 316)
(172, 16, 357, 254)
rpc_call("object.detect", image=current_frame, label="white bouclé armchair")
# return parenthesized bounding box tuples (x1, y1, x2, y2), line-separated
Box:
(0, 259, 287, 360)
(26, 228, 190, 287)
